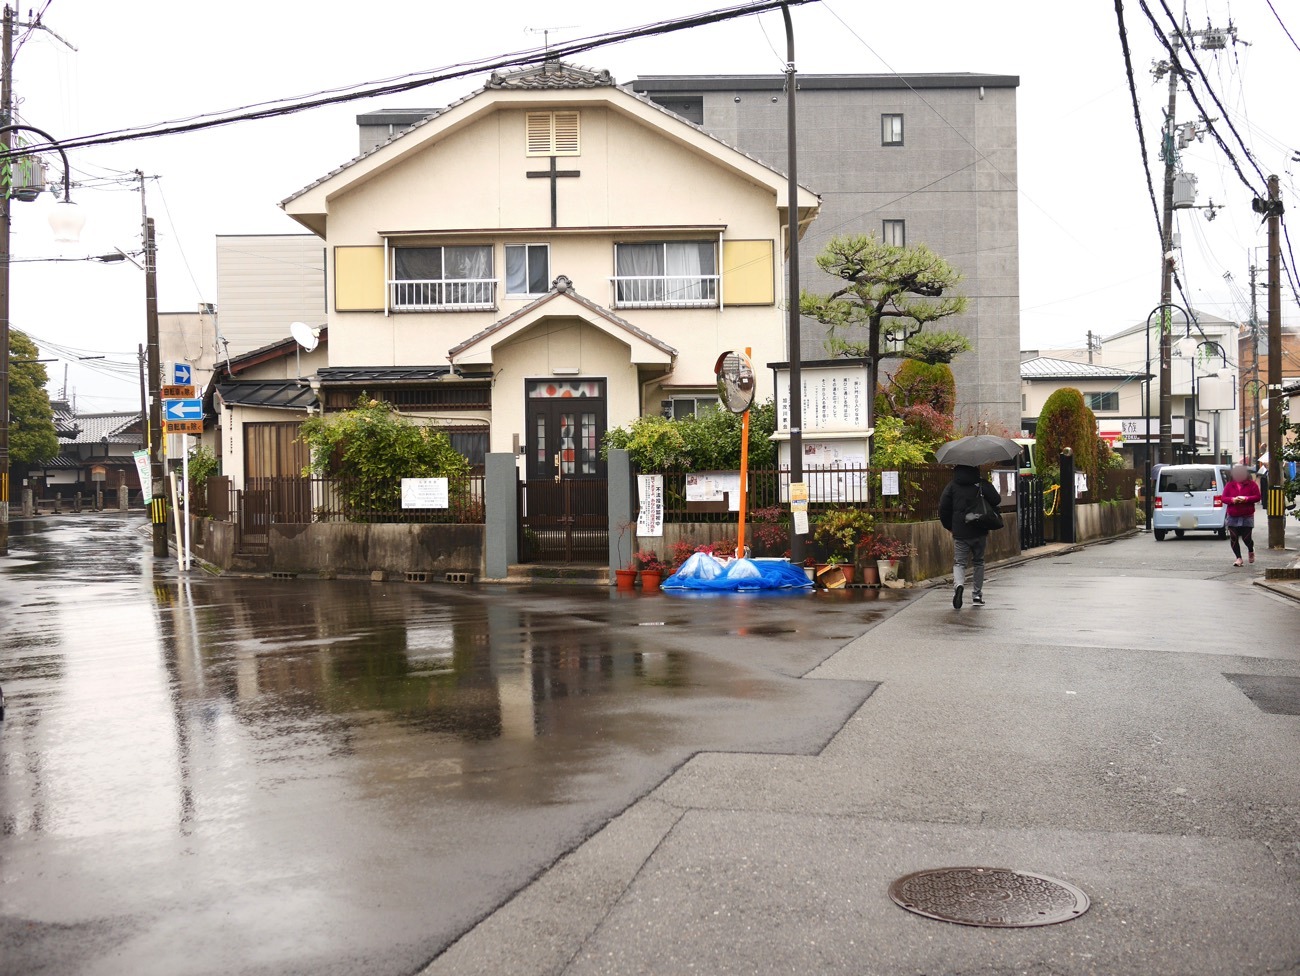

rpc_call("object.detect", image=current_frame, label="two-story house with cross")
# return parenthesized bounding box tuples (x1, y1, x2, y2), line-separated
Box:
(279, 60, 819, 486)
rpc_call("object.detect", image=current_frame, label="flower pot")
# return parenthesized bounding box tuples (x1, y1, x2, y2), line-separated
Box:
(876, 558, 900, 582)
(840, 564, 855, 585)
(615, 568, 637, 590)
(640, 570, 662, 593)
(804, 566, 816, 581)
(859, 564, 880, 587)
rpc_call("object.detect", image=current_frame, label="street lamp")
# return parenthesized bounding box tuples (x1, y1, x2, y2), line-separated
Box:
(1178, 336, 1230, 462)
(1144, 302, 1188, 529)
(0, 121, 82, 555)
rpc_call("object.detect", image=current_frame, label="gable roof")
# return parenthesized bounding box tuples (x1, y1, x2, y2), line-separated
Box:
(281, 60, 820, 230)
(217, 327, 327, 378)
(1020, 357, 1149, 380)
(448, 277, 677, 366)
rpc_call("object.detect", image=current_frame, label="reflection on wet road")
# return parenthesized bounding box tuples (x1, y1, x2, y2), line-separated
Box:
(0, 516, 902, 976)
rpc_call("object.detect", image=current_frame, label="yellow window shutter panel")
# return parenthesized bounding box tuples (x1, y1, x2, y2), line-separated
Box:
(722, 240, 775, 306)
(552, 111, 580, 155)
(526, 112, 553, 156)
(333, 246, 386, 312)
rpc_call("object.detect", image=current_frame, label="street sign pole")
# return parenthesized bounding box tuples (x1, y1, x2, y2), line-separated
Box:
(181, 439, 191, 572)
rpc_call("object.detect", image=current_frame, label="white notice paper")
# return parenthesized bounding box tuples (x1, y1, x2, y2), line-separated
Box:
(881, 470, 900, 496)
(637, 474, 664, 537)
(401, 477, 449, 509)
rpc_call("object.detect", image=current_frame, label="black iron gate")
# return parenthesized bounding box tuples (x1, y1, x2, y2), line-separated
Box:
(1018, 474, 1045, 550)
(519, 478, 609, 563)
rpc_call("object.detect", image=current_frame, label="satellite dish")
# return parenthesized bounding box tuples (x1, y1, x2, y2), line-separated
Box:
(290, 321, 320, 353)
(713, 350, 756, 414)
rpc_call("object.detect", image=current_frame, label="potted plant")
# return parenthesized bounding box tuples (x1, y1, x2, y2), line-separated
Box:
(615, 520, 638, 590)
(812, 506, 875, 585)
(859, 533, 916, 583)
(636, 549, 668, 592)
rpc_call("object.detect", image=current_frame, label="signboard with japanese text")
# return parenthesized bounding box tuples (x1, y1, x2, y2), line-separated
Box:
(162, 421, 203, 435)
(161, 384, 196, 400)
(400, 477, 449, 509)
(774, 362, 871, 434)
(636, 474, 664, 537)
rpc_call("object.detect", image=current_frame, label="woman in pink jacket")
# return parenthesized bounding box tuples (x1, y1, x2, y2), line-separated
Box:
(1224, 464, 1262, 566)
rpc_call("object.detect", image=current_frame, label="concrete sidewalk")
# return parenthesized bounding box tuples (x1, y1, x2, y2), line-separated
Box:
(422, 531, 1300, 976)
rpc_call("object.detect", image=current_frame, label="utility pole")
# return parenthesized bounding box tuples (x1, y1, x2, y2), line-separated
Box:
(1264, 175, 1285, 548)
(1247, 263, 1262, 465)
(145, 214, 167, 556)
(0, 4, 12, 556)
(1156, 51, 1178, 466)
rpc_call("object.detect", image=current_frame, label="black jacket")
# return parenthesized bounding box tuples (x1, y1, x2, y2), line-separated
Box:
(938, 465, 1002, 540)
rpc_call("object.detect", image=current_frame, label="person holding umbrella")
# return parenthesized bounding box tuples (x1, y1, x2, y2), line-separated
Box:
(936, 435, 1018, 609)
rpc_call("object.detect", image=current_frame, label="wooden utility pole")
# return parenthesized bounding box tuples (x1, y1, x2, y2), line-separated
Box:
(1265, 175, 1285, 548)
(781, 2, 804, 563)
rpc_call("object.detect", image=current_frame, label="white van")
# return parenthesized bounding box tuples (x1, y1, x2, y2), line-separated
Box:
(1152, 464, 1229, 540)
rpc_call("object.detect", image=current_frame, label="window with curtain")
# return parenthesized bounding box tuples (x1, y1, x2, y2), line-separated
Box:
(505, 244, 550, 296)
(881, 113, 904, 146)
(613, 241, 717, 307)
(391, 245, 494, 309)
(1085, 392, 1119, 412)
(882, 219, 906, 247)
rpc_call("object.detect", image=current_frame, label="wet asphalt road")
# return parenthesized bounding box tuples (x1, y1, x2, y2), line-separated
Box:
(0, 515, 907, 976)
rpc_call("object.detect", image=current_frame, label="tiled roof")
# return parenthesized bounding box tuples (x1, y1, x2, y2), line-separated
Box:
(66, 412, 143, 445)
(216, 381, 317, 411)
(486, 61, 613, 89)
(316, 366, 452, 385)
(1020, 357, 1148, 380)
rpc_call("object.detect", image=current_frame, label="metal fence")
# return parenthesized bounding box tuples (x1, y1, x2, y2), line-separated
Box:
(640, 466, 957, 524)
(214, 476, 487, 526)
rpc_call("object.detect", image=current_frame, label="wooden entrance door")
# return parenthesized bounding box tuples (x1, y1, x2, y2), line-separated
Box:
(521, 380, 608, 563)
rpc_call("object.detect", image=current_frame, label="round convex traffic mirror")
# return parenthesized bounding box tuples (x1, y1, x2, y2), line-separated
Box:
(713, 350, 756, 414)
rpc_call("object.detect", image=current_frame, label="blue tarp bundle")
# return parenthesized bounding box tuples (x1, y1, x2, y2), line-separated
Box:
(662, 554, 813, 592)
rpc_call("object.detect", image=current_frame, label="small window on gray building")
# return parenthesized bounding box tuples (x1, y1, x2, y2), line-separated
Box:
(1085, 392, 1119, 412)
(882, 219, 906, 247)
(881, 113, 904, 146)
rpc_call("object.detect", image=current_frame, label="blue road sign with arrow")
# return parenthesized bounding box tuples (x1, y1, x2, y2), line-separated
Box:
(172, 363, 192, 385)
(164, 398, 203, 421)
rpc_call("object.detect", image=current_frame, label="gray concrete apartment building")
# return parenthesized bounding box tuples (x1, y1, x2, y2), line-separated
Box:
(630, 73, 1021, 434)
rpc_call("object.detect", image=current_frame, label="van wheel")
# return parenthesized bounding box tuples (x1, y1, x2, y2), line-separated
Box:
(1174, 529, 1185, 538)
(1154, 530, 1166, 541)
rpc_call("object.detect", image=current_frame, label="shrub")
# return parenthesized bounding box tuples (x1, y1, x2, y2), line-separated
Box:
(603, 399, 776, 470)
(812, 506, 875, 561)
(889, 358, 957, 415)
(1034, 387, 1097, 481)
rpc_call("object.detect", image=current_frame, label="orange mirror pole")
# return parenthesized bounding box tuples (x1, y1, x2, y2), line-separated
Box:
(736, 347, 752, 558)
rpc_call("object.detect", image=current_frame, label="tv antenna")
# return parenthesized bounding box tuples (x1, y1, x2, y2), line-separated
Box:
(525, 25, 575, 56)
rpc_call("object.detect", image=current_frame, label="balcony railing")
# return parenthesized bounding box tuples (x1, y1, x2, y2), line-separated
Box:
(610, 275, 720, 309)
(389, 278, 497, 311)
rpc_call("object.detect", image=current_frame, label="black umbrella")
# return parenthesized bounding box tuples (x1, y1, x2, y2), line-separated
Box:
(934, 434, 1022, 467)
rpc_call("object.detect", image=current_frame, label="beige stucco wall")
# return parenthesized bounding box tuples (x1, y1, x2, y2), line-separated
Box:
(489, 318, 641, 454)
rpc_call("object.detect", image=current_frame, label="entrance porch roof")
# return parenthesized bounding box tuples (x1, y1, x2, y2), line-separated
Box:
(448, 279, 677, 367)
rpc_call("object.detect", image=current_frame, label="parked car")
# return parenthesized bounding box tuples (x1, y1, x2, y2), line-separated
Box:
(1152, 463, 1230, 540)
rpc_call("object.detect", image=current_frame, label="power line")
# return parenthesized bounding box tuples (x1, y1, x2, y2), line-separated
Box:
(0, 0, 819, 159)
(1114, 0, 1165, 247)
(1263, 0, 1300, 55)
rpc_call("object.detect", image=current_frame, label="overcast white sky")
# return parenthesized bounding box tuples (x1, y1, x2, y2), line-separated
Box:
(7, 0, 1297, 409)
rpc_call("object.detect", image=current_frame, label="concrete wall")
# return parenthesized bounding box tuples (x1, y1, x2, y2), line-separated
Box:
(189, 515, 483, 578)
(1075, 500, 1137, 543)
(872, 518, 1019, 583)
(638, 79, 1021, 434)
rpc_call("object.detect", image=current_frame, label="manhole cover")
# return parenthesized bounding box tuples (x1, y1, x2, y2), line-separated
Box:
(888, 867, 1089, 928)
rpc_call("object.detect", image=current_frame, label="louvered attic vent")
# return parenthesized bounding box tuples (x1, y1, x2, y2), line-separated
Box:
(526, 111, 580, 156)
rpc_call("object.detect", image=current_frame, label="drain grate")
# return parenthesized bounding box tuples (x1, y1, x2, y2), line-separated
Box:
(888, 867, 1089, 928)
